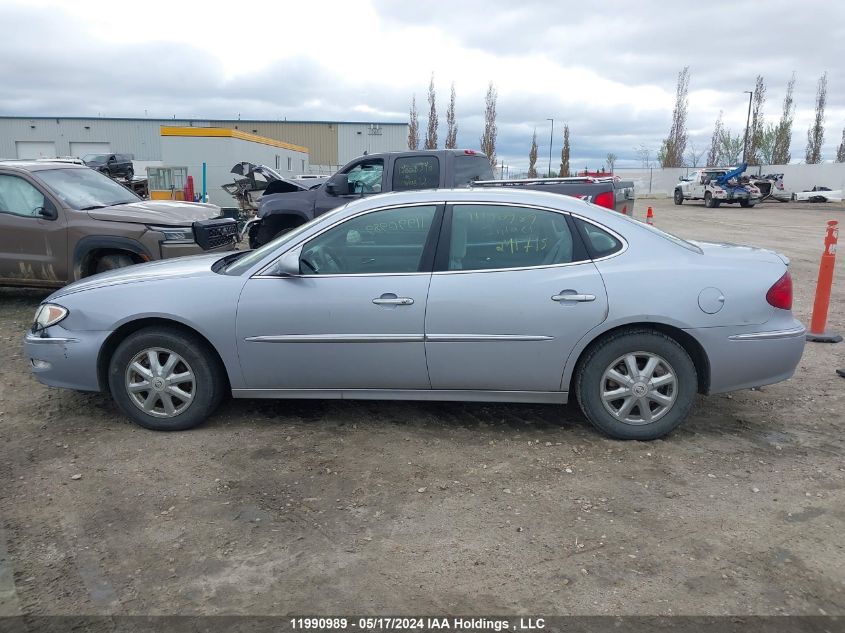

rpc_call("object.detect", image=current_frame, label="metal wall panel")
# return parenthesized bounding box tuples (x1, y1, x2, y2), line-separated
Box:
(336, 123, 409, 167)
(209, 120, 338, 167)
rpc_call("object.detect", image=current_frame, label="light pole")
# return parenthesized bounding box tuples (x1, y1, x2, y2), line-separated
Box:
(547, 118, 554, 177)
(742, 90, 753, 164)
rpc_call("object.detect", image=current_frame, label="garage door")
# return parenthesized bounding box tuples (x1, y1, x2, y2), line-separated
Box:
(69, 142, 111, 158)
(15, 141, 57, 159)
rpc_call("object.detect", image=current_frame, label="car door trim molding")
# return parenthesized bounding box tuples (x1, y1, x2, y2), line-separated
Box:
(231, 388, 568, 404)
(245, 334, 425, 343)
(244, 333, 553, 344)
(425, 334, 554, 342)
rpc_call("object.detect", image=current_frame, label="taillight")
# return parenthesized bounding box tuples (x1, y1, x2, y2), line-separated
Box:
(593, 191, 615, 210)
(766, 271, 792, 310)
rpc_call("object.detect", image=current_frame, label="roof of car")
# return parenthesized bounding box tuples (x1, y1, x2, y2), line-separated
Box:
(0, 160, 88, 172)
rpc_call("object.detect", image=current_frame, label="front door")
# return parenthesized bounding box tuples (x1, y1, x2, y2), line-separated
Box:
(236, 203, 442, 390)
(0, 172, 68, 285)
(425, 203, 609, 392)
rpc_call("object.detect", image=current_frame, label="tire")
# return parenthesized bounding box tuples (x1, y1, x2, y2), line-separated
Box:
(95, 253, 136, 274)
(673, 189, 684, 205)
(575, 329, 698, 440)
(125, 168, 134, 182)
(739, 200, 755, 208)
(108, 327, 225, 431)
(253, 215, 304, 247)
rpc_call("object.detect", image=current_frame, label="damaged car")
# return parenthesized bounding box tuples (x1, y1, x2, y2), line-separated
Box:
(0, 161, 237, 287)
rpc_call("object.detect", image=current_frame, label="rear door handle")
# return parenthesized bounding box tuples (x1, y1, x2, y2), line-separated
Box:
(552, 293, 595, 302)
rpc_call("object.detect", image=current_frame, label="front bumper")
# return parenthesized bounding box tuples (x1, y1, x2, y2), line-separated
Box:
(25, 326, 110, 392)
(687, 321, 806, 394)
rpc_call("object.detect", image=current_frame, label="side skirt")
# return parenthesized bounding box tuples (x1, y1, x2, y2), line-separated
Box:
(231, 389, 569, 404)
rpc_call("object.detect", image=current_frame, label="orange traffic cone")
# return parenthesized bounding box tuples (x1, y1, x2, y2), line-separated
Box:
(646, 206, 654, 225)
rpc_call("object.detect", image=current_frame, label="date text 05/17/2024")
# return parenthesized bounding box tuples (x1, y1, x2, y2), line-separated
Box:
(289, 617, 546, 631)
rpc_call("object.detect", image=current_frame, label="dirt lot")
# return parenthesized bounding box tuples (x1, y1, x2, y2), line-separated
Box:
(1, 198, 844, 617)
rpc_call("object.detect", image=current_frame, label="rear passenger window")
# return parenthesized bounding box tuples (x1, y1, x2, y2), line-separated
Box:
(392, 156, 440, 191)
(575, 218, 623, 258)
(447, 204, 586, 271)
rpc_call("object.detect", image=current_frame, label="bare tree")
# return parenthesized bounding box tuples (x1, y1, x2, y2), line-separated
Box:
(660, 66, 690, 168)
(634, 144, 653, 168)
(706, 111, 724, 167)
(425, 73, 438, 150)
(407, 95, 419, 150)
(480, 82, 498, 169)
(445, 82, 458, 149)
(836, 127, 845, 163)
(605, 152, 618, 173)
(559, 124, 571, 176)
(685, 140, 704, 167)
(747, 75, 767, 165)
(805, 71, 828, 164)
(527, 130, 538, 178)
(772, 73, 796, 165)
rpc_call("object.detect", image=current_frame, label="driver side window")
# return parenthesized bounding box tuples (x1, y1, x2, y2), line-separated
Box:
(345, 160, 384, 195)
(0, 175, 47, 218)
(300, 205, 438, 275)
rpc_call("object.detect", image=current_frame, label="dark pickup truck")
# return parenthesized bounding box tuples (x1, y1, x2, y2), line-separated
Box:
(249, 149, 635, 247)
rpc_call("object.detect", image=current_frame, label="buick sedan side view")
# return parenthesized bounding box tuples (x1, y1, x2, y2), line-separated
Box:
(25, 189, 805, 440)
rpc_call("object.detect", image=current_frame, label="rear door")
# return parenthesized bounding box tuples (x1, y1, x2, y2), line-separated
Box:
(0, 171, 68, 285)
(424, 202, 609, 392)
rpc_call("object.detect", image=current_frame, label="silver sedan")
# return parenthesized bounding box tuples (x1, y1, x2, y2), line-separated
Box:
(24, 189, 805, 440)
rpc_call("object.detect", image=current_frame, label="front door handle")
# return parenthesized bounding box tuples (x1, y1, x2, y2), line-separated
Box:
(373, 294, 414, 306)
(552, 293, 596, 302)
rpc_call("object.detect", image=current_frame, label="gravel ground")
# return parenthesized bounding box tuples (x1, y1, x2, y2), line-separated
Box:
(1, 198, 844, 617)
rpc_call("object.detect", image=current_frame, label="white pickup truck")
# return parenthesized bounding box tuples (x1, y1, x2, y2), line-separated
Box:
(673, 166, 762, 208)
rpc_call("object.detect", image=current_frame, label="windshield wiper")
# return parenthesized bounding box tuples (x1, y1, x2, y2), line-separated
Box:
(79, 205, 107, 210)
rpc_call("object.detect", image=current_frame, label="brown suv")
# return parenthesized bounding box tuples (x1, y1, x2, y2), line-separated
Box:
(0, 161, 237, 287)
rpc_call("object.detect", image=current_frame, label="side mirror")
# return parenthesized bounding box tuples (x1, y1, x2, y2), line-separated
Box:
(35, 203, 57, 220)
(326, 174, 350, 196)
(271, 246, 302, 276)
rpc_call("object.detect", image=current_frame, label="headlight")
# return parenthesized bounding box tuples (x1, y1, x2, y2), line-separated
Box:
(32, 303, 68, 332)
(148, 226, 194, 242)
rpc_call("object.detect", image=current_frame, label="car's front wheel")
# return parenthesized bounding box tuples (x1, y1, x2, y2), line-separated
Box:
(575, 330, 698, 440)
(108, 327, 226, 431)
(673, 189, 684, 205)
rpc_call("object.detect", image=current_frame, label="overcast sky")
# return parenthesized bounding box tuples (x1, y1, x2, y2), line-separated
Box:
(1, 0, 844, 170)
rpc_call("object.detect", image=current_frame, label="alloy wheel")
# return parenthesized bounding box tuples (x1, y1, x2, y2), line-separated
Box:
(600, 351, 678, 425)
(125, 347, 196, 418)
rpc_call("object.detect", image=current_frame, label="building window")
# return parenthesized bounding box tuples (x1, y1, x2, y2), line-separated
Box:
(275, 155, 280, 170)
(287, 156, 292, 171)
(301, 159, 305, 172)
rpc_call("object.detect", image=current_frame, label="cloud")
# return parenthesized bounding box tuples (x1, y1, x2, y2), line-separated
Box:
(1, 0, 843, 169)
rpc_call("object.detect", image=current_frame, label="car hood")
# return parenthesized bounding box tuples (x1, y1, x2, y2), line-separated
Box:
(689, 240, 789, 265)
(49, 253, 224, 300)
(87, 201, 221, 225)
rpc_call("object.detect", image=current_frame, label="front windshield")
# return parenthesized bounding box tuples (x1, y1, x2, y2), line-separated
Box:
(35, 168, 140, 209)
(224, 204, 352, 276)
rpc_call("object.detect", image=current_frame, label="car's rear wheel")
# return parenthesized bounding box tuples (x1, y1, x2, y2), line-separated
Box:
(575, 330, 697, 440)
(673, 189, 684, 205)
(739, 199, 755, 208)
(108, 327, 225, 431)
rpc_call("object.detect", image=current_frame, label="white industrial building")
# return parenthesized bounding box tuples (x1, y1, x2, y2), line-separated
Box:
(0, 116, 409, 173)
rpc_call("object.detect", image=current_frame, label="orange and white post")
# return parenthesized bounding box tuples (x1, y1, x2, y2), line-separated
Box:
(806, 220, 841, 343)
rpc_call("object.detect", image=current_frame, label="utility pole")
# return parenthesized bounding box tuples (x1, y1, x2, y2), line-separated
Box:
(547, 118, 554, 177)
(742, 90, 753, 164)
